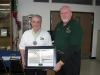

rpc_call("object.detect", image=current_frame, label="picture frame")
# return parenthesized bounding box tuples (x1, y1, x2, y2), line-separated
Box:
(0, 27, 9, 37)
(25, 46, 56, 69)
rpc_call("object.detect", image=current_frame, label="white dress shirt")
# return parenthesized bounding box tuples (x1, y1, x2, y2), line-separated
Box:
(19, 29, 52, 50)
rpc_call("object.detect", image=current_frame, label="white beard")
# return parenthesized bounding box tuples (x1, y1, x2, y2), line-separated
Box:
(62, 19, 68, 22)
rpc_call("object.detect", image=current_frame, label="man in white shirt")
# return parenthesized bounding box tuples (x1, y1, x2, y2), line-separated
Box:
(19, 15, 52, 75)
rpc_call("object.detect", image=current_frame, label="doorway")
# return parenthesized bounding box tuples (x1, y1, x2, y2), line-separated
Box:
(50, 11, 94, 59)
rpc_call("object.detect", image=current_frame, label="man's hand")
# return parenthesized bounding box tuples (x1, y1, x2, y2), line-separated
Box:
(53, 61, 63, 72)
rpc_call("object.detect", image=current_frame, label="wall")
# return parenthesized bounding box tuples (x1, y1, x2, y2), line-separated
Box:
(17, 0, 100, 57)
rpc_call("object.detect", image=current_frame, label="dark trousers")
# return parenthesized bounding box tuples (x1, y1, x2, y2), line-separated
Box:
(25, 69, 47, 75)
(56, 51, 81, 75)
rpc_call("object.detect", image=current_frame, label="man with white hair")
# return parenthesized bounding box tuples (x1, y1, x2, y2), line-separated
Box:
(53, 6, 83, 75)
(19, 15, 52, 75)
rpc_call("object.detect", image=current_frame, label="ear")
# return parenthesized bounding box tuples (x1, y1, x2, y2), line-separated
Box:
(30, 21, 32, 25)
(70, 12, 72, 17)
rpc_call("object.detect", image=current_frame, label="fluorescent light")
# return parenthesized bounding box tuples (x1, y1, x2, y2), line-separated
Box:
(0, 4, 10, 6)
(0, 9, 10, 10)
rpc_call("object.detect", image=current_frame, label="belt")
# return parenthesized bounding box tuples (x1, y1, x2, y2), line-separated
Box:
(57, 50, 80, 54)
(74, 50, 80, 54)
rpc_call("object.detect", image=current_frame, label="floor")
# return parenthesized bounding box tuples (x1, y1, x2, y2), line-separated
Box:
(2, 59, 100, 75)
(80, 59, 100, 75)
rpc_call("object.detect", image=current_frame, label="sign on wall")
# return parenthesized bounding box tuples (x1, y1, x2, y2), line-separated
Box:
(34, 0, 49, 2)
(95, 0, 100, 6)
(52, 0, 92, 5)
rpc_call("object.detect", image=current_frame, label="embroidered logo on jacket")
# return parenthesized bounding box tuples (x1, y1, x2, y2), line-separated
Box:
(66, 26, 71, 33)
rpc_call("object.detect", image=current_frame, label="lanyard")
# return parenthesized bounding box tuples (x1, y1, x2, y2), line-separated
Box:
(32, 29, 41, 40)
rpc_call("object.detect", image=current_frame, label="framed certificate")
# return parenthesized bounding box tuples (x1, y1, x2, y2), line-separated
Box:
(25, 46, 56, 69)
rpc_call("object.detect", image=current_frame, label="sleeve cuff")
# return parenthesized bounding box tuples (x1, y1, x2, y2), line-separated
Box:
(59, 60, 64, 65)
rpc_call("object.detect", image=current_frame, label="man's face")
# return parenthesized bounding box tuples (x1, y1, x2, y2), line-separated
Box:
(31, 17, 41, 31)
(60, 7, 72, 22)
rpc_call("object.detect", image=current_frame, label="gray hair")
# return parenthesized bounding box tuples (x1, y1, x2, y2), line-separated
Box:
(31, 15, 42, 22)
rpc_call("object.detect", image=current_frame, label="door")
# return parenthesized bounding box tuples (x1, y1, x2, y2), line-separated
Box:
(50, 11, 93, 56)
(51, 12, 61, 30)
(72, 13, 93, 55)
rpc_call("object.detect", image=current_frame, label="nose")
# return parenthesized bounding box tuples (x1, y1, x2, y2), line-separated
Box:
(63, 13, 67, 16)
(34, 22, 38, 25)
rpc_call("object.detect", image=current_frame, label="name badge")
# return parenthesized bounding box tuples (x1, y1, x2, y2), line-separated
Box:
(40, 37, 44, 40)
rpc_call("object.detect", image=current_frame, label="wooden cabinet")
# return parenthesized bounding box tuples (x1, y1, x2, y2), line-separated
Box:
(96, 30, 100, 61)
(0, 0, 12, 50)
